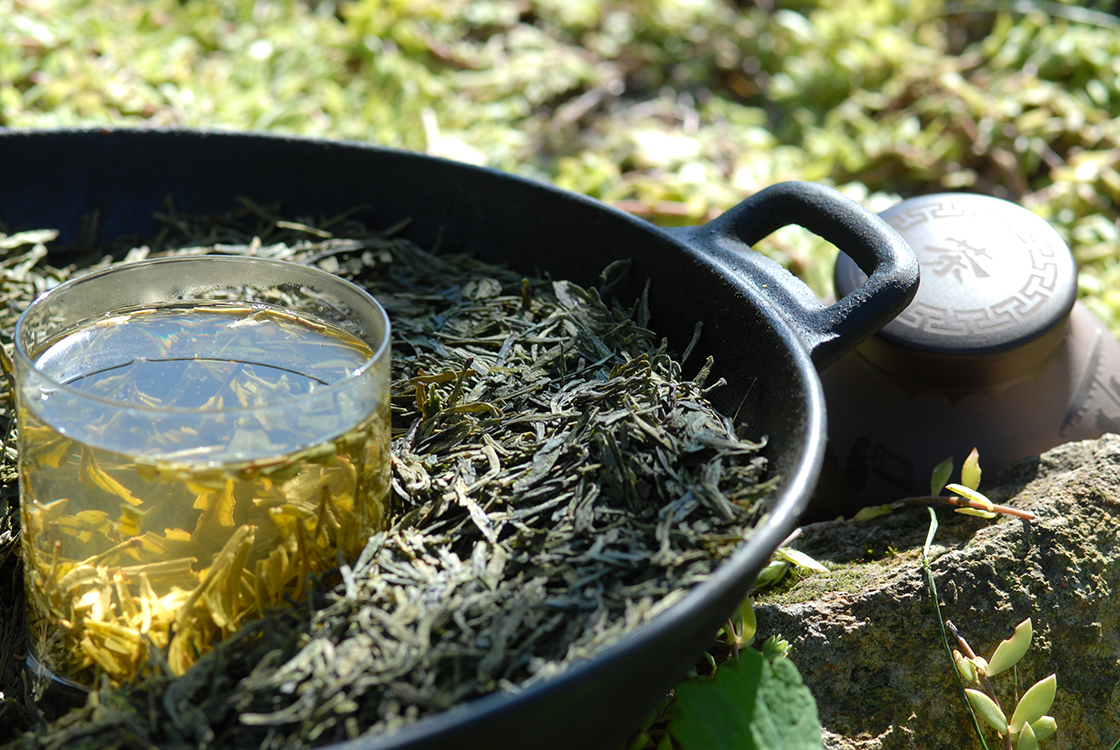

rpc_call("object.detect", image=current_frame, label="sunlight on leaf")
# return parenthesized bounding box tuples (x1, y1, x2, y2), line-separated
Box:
(986, 618, 1032, 677)
(670, 649, 824, 750)
(965, 688, 1008, 734)
(1009, 675, 1056, 734)
(961, 448, 982, 491)
(852, 504, 894, 522)
(774, 547, 828, 574)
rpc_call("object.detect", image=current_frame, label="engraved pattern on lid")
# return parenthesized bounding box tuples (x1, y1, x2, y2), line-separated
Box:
(835, 193, 1078, 354)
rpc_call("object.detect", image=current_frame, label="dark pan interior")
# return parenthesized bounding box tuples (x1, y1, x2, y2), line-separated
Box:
(0, 128, 822, 750)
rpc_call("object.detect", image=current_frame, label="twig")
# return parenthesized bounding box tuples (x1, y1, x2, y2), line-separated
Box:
(778, 519, 845, 548)
(900, 495, 1035, 521)
(785, 494, 1033, 547)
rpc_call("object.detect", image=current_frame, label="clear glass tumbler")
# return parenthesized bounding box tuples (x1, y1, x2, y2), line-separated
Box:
(14, 256, 391, 688)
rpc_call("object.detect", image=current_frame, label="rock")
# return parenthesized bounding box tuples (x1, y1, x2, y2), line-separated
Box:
(754, 436, 1120, 750)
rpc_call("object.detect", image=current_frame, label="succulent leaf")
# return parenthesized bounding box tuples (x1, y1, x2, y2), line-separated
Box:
(775, 547, 829, 574)
(966, 688, 1008, 734)
(987, 618, 1032, 677)
(1016, 718, 1038, 750)
(954, 507, 999, 519)
(1009, 675, 1057, 734)
(852, 504, 894, 522)
(1030, 716, 1057, 742)
(961, 447, 982, 491)
(931, 457, 954, 496)
(954, 649, 978, 682)
(946, 483, 995, 510)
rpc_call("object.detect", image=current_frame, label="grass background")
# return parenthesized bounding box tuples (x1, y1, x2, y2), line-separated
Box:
(6, 0, 1120, 322)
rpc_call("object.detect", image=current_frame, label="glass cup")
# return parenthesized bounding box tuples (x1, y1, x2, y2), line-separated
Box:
(13, 256, 391, 689)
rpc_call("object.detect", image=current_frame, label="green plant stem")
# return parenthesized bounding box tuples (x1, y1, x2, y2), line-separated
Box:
(922, 507, 992, 750)
(947, 619, 1013, 750)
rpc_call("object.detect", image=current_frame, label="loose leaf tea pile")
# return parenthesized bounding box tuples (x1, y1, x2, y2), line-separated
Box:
(0, 199, 777, 748)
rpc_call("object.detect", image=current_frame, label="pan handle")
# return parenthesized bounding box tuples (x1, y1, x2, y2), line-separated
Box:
(670, 181, 918, 370)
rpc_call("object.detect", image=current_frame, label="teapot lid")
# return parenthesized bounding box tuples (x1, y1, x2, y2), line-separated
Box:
(835, 193, 1078, 355)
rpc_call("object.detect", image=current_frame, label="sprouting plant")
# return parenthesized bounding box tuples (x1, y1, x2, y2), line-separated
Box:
(716, 595, 758, 662)
(919, 450, 1057, 750)
(716, 596, 792, 664)
(751, 545, 829, 592)
(950, 617, 1057, 749)
(853, 447, 1035, 523)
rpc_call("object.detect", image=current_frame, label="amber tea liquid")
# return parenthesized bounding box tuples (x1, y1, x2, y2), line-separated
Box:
(15, 259, 390, 689)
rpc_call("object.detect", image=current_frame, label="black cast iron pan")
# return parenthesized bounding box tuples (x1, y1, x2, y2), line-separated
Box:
(0, 128, 917, 750)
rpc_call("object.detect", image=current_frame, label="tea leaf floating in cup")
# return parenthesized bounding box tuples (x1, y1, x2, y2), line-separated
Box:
(0, 199, 778, 745)
(13, 257, 392, 687)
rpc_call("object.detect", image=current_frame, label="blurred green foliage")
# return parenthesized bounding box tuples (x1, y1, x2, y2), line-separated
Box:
(4, 0, 1120, 316)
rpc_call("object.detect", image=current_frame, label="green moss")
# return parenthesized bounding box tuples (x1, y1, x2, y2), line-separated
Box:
(755, 561, 876, 607)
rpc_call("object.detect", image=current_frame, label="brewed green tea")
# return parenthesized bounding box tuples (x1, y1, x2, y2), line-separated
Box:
(19, 301, 390, 686)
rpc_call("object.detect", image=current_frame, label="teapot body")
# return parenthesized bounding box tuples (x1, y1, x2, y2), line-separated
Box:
(820, 300, 1120, 510)
(814, 192, 1120, 516)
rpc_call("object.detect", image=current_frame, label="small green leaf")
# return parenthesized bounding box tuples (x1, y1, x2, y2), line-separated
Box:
(761, 634, 791, 661)
(965, 688, 1008, 734)
(931, 456, 954, 496)
(669, 649, 824, 750)
(774, 547, 828, 574)
(1009, 675, 1056, 734)
(852, 504, 894, 522)
(1017, 717, 1038, 750)
(945, 483, 995, 510)
(954, 507, 999, 519)
(741, 597, 758, 647)
(753, 560, 790, 590)
(987, 618, 1032, 677)
(1030, 716, 1056, 742)
(970, 655, 989, 675)
(961, 447, 982, 491)
(725, 596, 758, 647)
(954, 649, 978, 682)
